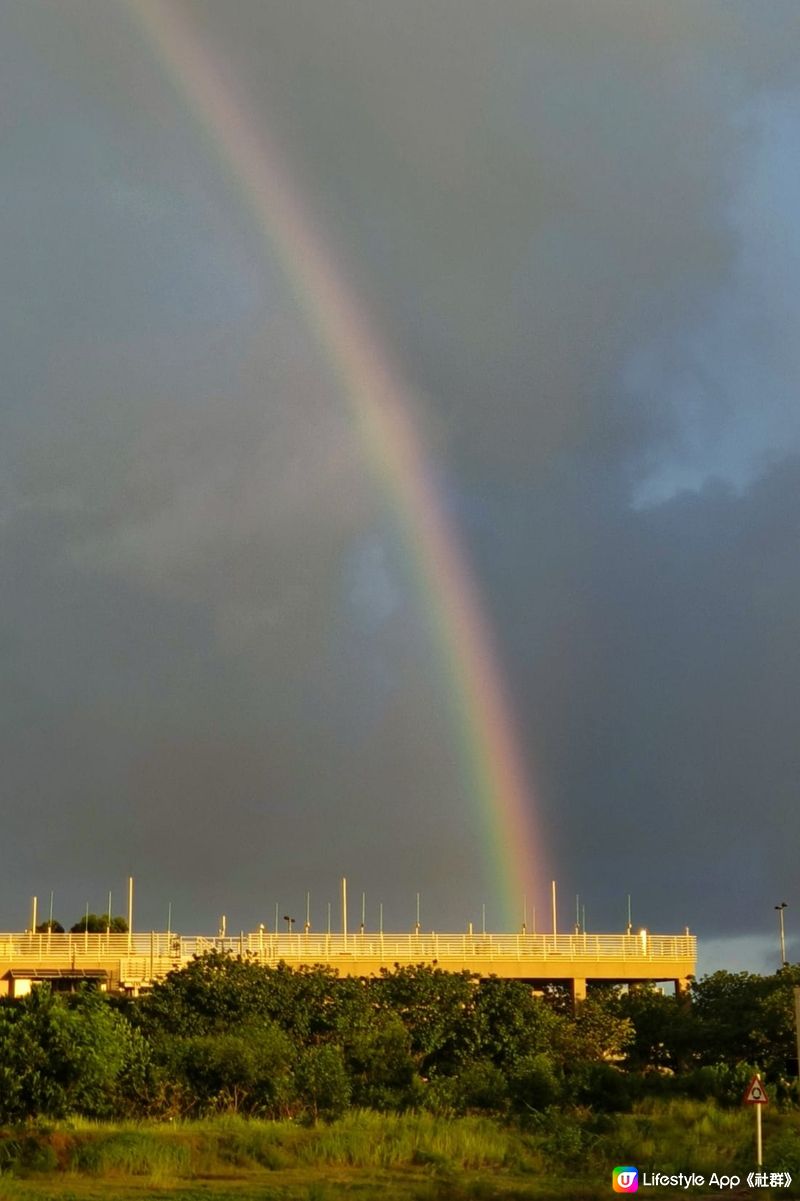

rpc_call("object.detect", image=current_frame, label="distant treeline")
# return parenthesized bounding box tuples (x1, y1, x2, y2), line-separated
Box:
(0, 952, 798, 1123)
(34, 914, 129, 934)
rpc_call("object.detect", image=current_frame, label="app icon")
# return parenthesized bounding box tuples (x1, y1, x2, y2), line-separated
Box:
(612, 1166, 639, 1193)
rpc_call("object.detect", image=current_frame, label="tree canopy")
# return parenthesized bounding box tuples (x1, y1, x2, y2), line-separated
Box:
(0, 956, 796, 1122)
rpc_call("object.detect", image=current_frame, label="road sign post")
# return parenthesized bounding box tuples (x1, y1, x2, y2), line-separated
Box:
(743, 1074, 768, 1166)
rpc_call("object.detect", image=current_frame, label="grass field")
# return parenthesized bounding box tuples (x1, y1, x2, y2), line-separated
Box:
(0, 1102, 797, 1199)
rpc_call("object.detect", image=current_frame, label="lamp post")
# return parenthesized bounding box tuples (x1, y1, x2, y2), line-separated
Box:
(775, 902, 788, 968)
(283, 915, 295, 934)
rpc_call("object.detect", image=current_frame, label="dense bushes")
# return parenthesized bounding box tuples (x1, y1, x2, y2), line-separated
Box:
(0, 955, 798, 1123)
(0, 985, 148, 1121)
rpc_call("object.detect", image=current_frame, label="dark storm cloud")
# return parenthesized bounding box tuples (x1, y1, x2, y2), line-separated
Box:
(480, 458, 800, 936)
(193, 0, 800, 476)
(2, 0, 799, 957)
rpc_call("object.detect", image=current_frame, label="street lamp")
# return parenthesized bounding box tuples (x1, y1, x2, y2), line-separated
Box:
(775, 902, 788, 968)
(283, 915, 295, 934)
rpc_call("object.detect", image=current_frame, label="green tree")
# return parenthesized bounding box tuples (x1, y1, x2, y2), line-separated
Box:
(141, 951, 276, 1037)
(376, 965, 477, 1075)
(0, 986, 147, 1121)
(451, 1059, 509, 1114)
(295, 1044, 351, 1122)
(691, 967, 800, 1081)
(70, 914, 128, 933)
(508, 1052, 562, 1112)
(155, 1021, 294, 1116)
(554, 992, 634, 1067)
(470, 978, 567, 1070)
(615, 983, 697, 1071)
(339, 1010, 419, 1110)
(141, 952, 349, 1043)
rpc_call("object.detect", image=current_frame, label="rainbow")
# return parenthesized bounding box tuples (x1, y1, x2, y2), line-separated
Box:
(128, 1, 546, 928)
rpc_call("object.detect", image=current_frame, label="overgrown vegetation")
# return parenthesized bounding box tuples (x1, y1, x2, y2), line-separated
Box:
(0, 1103, 798, 1198)
(1, 955, 800, 1125)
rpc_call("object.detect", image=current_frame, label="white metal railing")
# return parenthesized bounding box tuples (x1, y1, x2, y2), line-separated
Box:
(0, 930, 696, 965)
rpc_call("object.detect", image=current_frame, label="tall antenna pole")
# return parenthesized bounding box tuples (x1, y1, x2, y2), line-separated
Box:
(551, 880, 557, 937)
(127, 877, 134, 952)
(341, 877, 348, 940)
(30, 896, 37, 935)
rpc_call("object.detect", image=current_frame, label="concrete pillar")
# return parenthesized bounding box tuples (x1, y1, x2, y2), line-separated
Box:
(674, 976, 692, 999)
(571, 977, 587, 1009)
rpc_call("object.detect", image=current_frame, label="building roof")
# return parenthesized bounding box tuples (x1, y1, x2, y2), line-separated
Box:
(3, 968, 108, 980)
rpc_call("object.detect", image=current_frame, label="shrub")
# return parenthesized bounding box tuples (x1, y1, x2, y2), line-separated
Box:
(450, 1061, 508, 1115)
(508, 1053, 561, 1113)
(571, 1062, 634, 1112)
(679, 1062, 759, 1106)
(295, 1045, 351, 1122)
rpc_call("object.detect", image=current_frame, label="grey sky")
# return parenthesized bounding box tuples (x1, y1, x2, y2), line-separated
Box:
(2, 0, 799, 969)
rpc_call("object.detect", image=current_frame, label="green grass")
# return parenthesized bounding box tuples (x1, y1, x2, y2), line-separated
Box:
(69, 1132, 192, 1179)
(0, 1103, 798, 1199)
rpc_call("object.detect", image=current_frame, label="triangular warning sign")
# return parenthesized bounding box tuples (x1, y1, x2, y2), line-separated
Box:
(743, 1075, 768, 1105)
